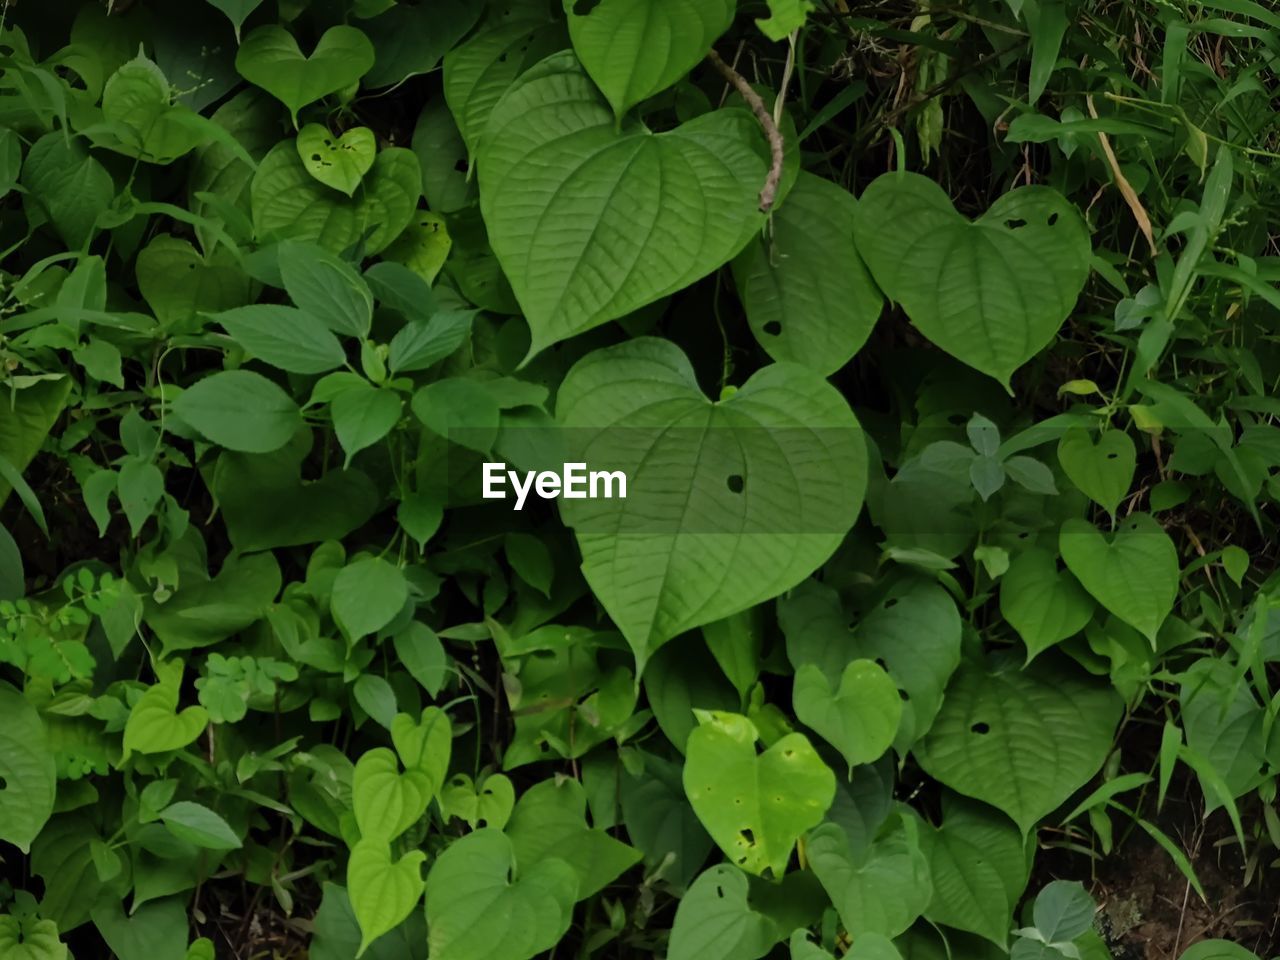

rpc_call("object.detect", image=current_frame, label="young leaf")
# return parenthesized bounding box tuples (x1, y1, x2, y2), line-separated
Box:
(667, 864, 779, 960)
(330, 557, 409, 641)
(347, 839, 425, 958)
(352, 748, 433, 842)
(297, 125, 376, 196)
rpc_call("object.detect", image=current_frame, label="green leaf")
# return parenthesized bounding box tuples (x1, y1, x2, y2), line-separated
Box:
(387, 310, 473, 374)
(506, 778, 641, 900)
(793, 660, 902, 773)
(205, 0, 266, 39)
(91, 898, 188, 960)
(757, 0, 816, 40)
(383, 210, 452, 285)
(999, 548, 1095, 663)
(363, 0, 483, 89)
(1056, 429, 1136, 517)
(0, 682, 56, 852)
(0, 378, 71, 509)
(100, 53, 206, 163)
(668, 863, 778, 960)
(411, 378, 499, 452)
(311, 882, 427, 960)
(235, 25, 375, 124)
(352, 748, 433, 842)
(347, 839, 426, 958)
(1180, 658, 1265, 804)
(1059, 513, 1179, 644)
(331, 557, 408, 641)
(0, 913, 67, 960)
(297, 125, 376, 196)
(143, 551, 281, 654)
(478, 53, 766, 356)
(557, 339, 865, 670)
(172, 370, 303, 453)
(853, 172, 1091, 389)
(252, 141, 421, 256)
(440, 772, 515, 830)
(392, 622, 448, 696)
(806, 815, 932, 940)
(353, 675, 398, 730)
(425, 828, 578, 960)
(919, 796, 1029, 948)
(913, 659, 1122, 835)
(564, 0, 735, 118)
(683, 711, 835, 877)
(733, 171, 883, 375)
(390, 707, 451, 786)
(159, 801, 242, 851)
(332, 384, 402, 464)
(620, 749, 714, 887)
(215, 305, 347, 374)
(122, 664, 210, 760)
(21, 133, 115, 249)
(137, 236, 251, 334)
(278, 240, 374, 338)
(1029, 880, 1094, 943)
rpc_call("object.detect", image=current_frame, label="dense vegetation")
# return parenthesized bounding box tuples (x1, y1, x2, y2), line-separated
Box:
(1, 0, 1279, 957)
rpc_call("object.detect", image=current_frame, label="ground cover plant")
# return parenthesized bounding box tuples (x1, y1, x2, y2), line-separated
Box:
(2, 0, 1280, 957)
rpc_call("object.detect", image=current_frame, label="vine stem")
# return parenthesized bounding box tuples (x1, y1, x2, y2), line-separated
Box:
(707, 48, 785, 211)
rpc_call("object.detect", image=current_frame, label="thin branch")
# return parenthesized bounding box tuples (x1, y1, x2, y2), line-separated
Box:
(707, 47, 785, 212)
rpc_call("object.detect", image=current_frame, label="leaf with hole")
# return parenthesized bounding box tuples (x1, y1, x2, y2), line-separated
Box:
(297, 125, 376, 196)
(667, 863, 779, 960)
(1056, 428, 1136, 518)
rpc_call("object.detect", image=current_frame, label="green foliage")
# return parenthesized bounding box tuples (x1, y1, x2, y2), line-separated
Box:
(1, 0, 1278, 957)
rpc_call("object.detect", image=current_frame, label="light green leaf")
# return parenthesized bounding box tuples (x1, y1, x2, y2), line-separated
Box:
(1059, 513, 1178, 644)
(1029, 880, 1095, 943)
(913, 659, 1123, 835)
(806, 815, 932, 940)
(0, 682, 56, 852)
(505, 778, 641, 900)
(390, 707, 451, 786)
(122, 664, 210, 760)
(440, 772, 515, 830)
(172, 370, 303, 453)
(853, 172, 1091, 389)
(683, 711, 835, 877)
(0, 913, 67, 960)
(564, 0, 735, 118)
(347, 839, 425, 958)
(252, 142, 421, 256)
(557, 338, 866, 670)
(332, 384, 402, 464)
(297, 124, 376, 196)
(478, 53, 766, 356)
(137, 236, 251, 334)
(352, 748, 433, 842)
(999, 548, 1095, 663)
(733, 171, 882, 375)
(159, 801, 242, 851)
(794, 660, 901, 773)
(0, 379, 71, 509)
(353, 675, 397, 730)
(425, 828, 578, 960)
(100, 53, 206, 163)
(668, 863, 778, 960)
(278, 240, 374, 338)
(235, 25, 375, 124)
(311, 882, 427, 960)
(331, 557, 408, 641)
(1056, 429, 1135, 517)
(392, 622, 448, 696)
(215, 305, 347, 374)
(383, 210, 452, 285)
(757, 0, 816, 40)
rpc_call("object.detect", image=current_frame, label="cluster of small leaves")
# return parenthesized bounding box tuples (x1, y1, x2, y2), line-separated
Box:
(1, 0, 1279, 958)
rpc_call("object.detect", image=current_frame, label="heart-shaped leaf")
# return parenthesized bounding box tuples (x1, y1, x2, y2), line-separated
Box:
(683, 711, 835, 877)
(557, 339, 866, 669)
(1059, 513, 1178, 644)
(779, 580, 961, 751)
(999, 548, 1095, 663)
(137, 236, 251, 335)
(440, 772, 515, 830)
(236, 25, 375, 125)
(853, 172, 1091, 389)
(794, 660, 902, 774)
(100, 54, 208, 163)
(1056, 428, 1136, 517)
(806, 815, 932, 941)
(122, 663, 210, 761)
(478, 53, 766, 356)
(913, 658, 1122, 835)
(0, 913, 65, 960)
(565, 0, 736, 118)
(390, 707, 451, 786)
(425, 828, 578, 960)
(733, 171, 883, 375)
(205, 0, 266, 39)
(667, 863, 779, 960)
(351, 747, 433, 842)
(297, 125, 376, 196)
(331, 557, 409, 642)
(0, 682, 56, 852)
(347, 839, 425, 957)
(252, 141, 421, 256)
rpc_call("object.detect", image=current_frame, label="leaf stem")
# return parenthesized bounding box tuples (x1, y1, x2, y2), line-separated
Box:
(707, 48, 785, 212)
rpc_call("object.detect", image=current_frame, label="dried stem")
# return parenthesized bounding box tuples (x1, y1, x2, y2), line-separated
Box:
(707, 47, 785, 212)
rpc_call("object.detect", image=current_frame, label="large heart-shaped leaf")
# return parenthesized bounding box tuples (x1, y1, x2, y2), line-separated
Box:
(793, 660, 902, 774)
(1056, 428, 1136, 518)
(913, 658, 1122, 835)
(1059, 513, 1178, 644)
(733, 171, 883, 375)
(251, 141, 421, 256)
(136, 236, 251, 334)
(100, 54, 208, 163)
(390, 707, 451, 785)
(478, 53, 766, 356)
(297, 124, 376, 196)
(425, 828, 578, 960)
(351, 748, 433, 842)
(0, 682, 56, 852)
(557, 339, 866, 669)
(348, 839, 425, 957)
(667, 864, 779, 960)
(235, 25, 375, 124)
(682, 712, 835, 877)
(564, 0, 735, 118)
(998, 548, 1095, 663)
(853, 172, 1091, 389)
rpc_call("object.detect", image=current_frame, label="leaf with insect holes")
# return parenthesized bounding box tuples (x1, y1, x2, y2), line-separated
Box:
(297, 125, 376, 196)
